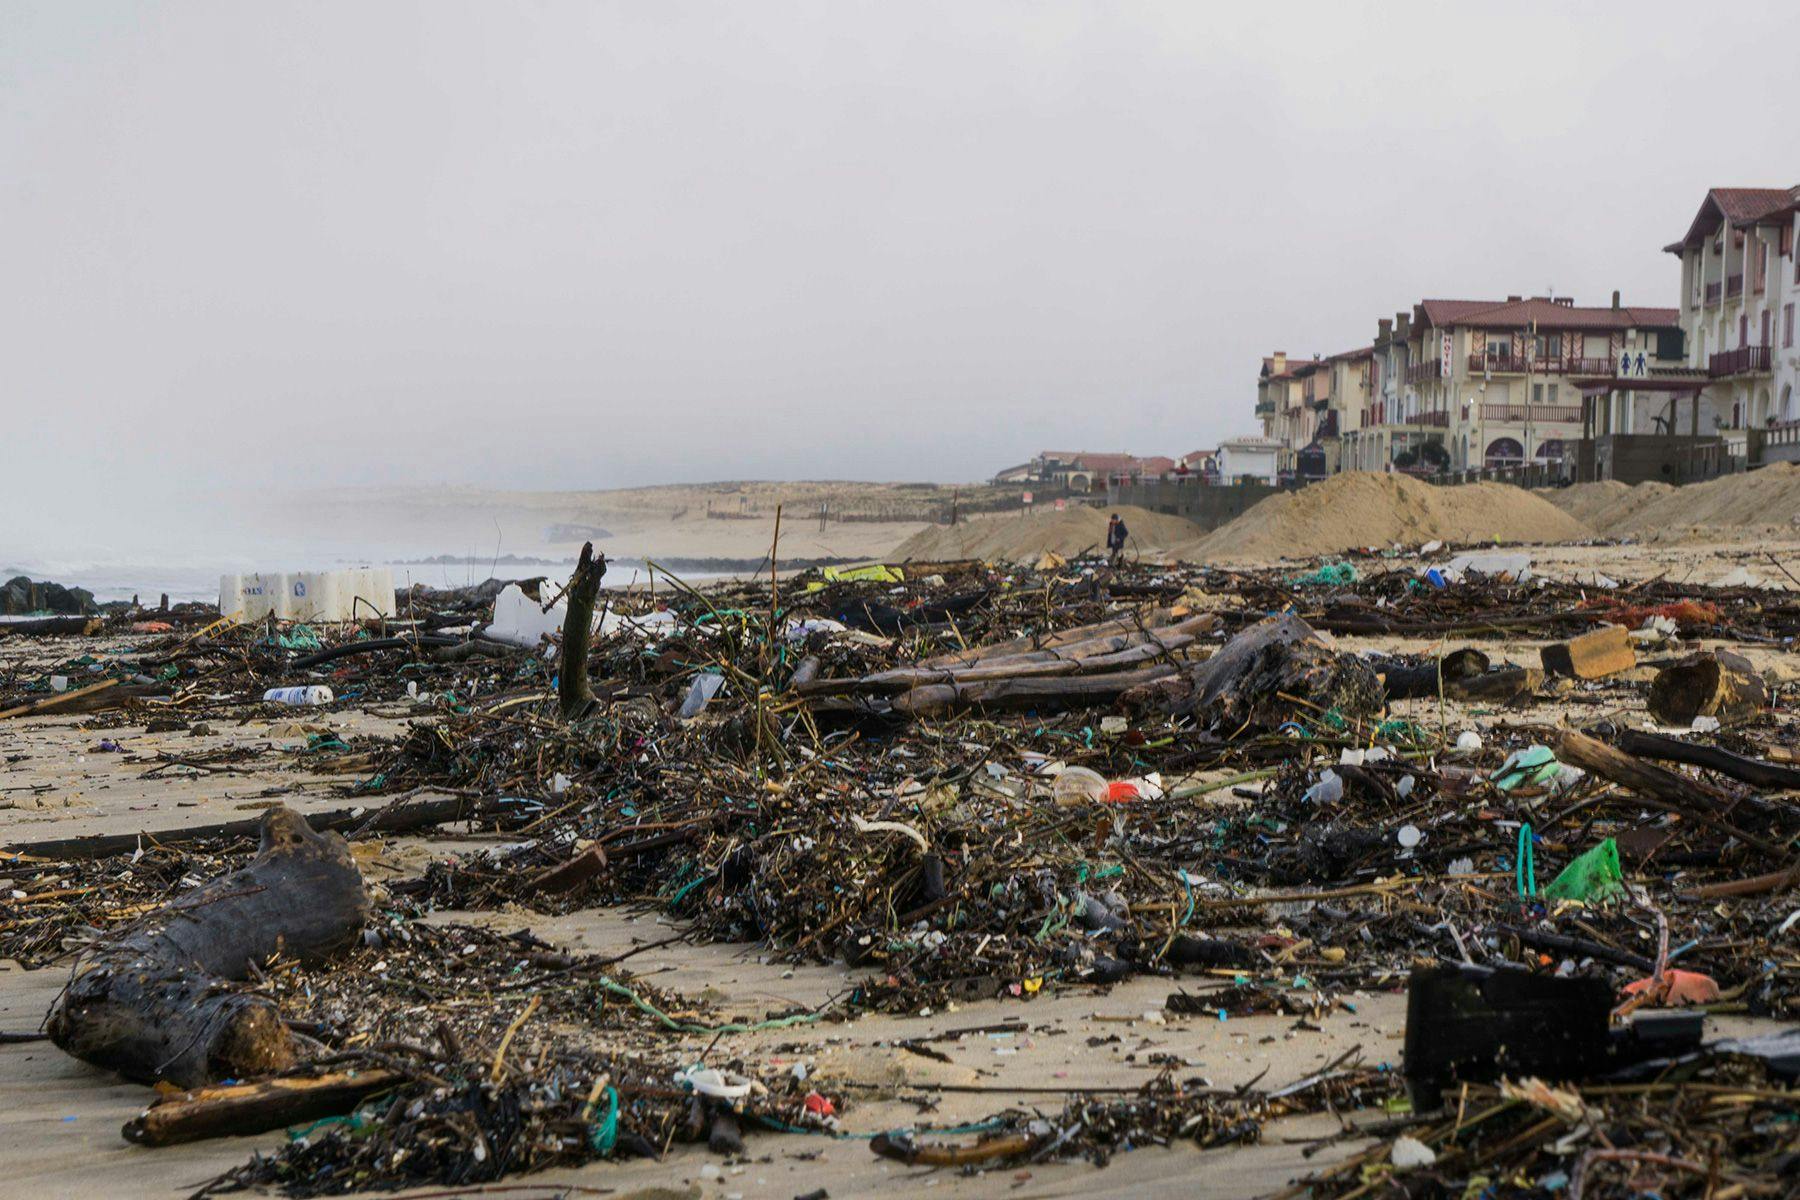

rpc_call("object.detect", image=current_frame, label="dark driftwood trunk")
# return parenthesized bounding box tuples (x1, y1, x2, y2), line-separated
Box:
(1179, 612, 1382, 732)
(1618, 729, 1800, 790)
(1380, 648, 1490, 700)
(47, 807, 371, 1088)
(0, 615, 102, 637)
(558, 541, 607, 720)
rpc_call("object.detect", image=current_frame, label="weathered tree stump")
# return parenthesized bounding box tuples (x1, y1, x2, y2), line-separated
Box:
(47, 806, 371, 1088)
(1647, 649, 1765, 727)
(558, 541, 607, 720)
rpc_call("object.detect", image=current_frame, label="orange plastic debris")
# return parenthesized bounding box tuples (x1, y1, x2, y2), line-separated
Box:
(1621, 968, 1721, 1007)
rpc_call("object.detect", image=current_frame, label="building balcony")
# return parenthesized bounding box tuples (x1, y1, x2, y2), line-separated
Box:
(1480, 403, 1582, 424)
(1405, 361, 1443, 385)
(1727, 274, 1743, 298)
(1709, 345, 1773, 378)
(1468, 354, 1615, 376)
(1367, 411, 1450, 431)
(1704, 281, 1722, 306)
(1255, 401, 1274, 415)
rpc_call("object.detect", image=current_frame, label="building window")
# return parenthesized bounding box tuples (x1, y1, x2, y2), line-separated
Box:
(1535, 333, 1561, 359)
(1786, 304, 1796, 349)
(1485, 437, 1524, 467)
(1548, 384, 1559, 406)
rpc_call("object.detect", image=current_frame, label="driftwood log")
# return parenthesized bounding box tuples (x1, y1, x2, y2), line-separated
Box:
(1447, 666, 1544, 705)
(1379, 648, 1490, 700)
(47, 806, 371, 1088)
(3, 789, 491, 862)
(890, 663, 1181, 716)
(811, 613, 1217, 698)
(1647, 650, 1766, 727)
(800, 608, 1217, 717)
(1177, 612, 1382, 732)
(0, 614, 103, 637)
(123, 1067, 403, 1146)
(558, 541, 607, 720)
(1554, 729, 1784, 859)
(1617, 729, 1800, 790)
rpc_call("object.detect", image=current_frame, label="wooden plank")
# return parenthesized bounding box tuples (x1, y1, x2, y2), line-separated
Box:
(0, 677, 122, 720)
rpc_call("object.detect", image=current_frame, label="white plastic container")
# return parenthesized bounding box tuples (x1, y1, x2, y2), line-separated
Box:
(220, 568, 395, 624)
(263, 685, 334, 706)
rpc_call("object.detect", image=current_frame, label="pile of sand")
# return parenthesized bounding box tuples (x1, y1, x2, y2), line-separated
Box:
(1177, 472, 1593, 563)
(1542, 480, 1677, 531)
(892, 504, 1202, 564)
(1544, 464, 1800, 539)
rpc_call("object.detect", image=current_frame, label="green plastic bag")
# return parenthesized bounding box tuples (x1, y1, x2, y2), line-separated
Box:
(1543, 838, 1623, 903)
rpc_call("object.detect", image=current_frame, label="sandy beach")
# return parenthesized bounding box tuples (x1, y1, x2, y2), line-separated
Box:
(6, 507, 1799, 1197)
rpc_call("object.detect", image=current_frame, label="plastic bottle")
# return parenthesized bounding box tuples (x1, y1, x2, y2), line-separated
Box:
(263, 685, 334, 706)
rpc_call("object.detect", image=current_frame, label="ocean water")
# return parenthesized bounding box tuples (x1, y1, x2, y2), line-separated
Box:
(2, 556, 708, 607)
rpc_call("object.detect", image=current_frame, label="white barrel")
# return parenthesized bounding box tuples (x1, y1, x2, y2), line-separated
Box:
(222, 568, 395, 623)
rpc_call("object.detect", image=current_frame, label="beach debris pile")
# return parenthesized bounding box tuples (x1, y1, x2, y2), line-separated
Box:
(3, 542, 1799, 1196)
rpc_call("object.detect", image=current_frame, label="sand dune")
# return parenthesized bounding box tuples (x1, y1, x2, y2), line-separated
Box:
(1177, 472, 1592, 563)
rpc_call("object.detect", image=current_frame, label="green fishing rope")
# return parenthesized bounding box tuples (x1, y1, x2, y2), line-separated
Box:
(1516, 822, 1536, 898)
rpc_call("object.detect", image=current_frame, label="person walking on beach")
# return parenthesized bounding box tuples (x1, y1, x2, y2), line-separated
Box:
(1106, 513, 1129, 566)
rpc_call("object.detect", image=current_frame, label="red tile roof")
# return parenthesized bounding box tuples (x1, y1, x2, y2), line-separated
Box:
(1261, 354, 1322, 380)
(1415, 297, 1677, 332)
(1137, 456, 1176, 474)
(1664, 186, 1800, 252)
(1418, 299, 1504, 327)
(1072, 453, 1144, 474)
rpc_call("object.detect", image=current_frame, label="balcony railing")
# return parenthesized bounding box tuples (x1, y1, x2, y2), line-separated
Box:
(1415, 411, 1450, 428)
(1481, 403, 1582, 423)
(1764, 420, 1800, 449)
(1468, 354, 1616, 376)
(1406, 361, 1443, 384)
(1727, 273, 1744, 298)
(1704, 281, 1722, 306)
(1709, 345, 1773, 377)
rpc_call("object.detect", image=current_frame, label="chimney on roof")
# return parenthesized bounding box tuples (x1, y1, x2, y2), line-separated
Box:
(1378, 317, 1392, 339)
(1553, 297, 1574, 307)
(1272, 351, 1287, 372)
(1611, 290, 1621, 310)
(1396, 312, 1412, 337)
(1507, 295, 1522, 303)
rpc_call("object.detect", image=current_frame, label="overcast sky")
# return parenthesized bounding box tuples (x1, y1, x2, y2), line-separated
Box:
(5, 0, 1798, 512)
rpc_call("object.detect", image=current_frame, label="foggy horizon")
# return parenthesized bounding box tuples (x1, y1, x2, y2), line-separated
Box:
(5, 0, 1799, 563)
